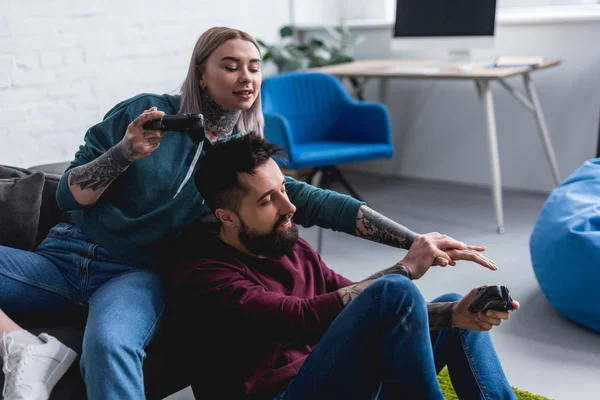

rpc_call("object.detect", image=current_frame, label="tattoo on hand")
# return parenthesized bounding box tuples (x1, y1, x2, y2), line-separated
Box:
(121, 138, 140, 161)
(356, 206, 417, 250)
(147, 138, 159, 146)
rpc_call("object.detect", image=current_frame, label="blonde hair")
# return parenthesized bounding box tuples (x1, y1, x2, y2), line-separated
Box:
(179, 27, 264, 135)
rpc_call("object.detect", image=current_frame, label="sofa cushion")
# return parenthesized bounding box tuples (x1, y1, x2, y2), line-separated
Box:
(0, 165, 45, 251)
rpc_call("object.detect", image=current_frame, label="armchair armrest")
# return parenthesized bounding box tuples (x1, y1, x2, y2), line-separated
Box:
(334, 102, 392, 145)
(264, 112, 296, 159)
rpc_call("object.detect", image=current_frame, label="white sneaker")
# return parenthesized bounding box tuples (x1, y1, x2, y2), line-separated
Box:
(2, 333, 77, 400)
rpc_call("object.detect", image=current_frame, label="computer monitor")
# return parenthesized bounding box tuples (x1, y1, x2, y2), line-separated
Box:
(391, 0, 497, 60)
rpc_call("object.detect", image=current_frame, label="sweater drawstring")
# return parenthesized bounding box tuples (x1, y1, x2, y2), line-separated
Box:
(173, 141, 204, 199)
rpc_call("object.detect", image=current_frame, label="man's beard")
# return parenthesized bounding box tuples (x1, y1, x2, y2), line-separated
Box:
(238, 215, 299, 258)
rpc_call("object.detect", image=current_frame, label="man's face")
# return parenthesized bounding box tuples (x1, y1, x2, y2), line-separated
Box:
(235, 159, 298, 257)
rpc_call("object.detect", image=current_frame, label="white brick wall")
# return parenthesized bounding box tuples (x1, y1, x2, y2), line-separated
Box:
(0, 0, 288, 168)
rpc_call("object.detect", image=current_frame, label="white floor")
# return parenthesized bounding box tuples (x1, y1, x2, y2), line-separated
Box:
(166, 174, 600, 400)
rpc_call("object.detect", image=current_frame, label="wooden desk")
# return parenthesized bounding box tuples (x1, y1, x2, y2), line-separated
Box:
(314, 59, 562, 233)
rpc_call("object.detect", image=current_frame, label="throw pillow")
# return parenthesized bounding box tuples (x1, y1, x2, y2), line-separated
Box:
(0, 165, 45, 251)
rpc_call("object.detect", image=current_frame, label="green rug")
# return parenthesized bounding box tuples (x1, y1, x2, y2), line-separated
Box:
(438, 368, 552, 400)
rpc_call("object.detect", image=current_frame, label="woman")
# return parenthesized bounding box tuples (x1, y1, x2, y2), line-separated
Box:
(0, 27, 494, 400)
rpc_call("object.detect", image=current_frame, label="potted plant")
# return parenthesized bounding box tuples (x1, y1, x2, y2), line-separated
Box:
(257, 21, 366, 99)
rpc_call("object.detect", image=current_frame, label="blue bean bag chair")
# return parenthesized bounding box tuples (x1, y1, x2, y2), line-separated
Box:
(530, 159, 600, 332)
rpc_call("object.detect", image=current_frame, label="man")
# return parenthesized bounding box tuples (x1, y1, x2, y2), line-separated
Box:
(172, 134, 520, 400)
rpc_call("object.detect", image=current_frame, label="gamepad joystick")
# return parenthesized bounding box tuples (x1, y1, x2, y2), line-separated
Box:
(142, 113, 205, 143)
(468, 285, 515, 313)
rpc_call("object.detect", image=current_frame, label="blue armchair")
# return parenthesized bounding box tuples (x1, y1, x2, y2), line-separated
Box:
(261, 71, 394, 199)
(261, 71, 394, 251)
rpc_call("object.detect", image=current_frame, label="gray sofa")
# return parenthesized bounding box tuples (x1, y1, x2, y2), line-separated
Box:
(0, 163, 190, 399)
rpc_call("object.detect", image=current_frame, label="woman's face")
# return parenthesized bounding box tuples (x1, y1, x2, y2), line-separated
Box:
(200, 39, 262, 111)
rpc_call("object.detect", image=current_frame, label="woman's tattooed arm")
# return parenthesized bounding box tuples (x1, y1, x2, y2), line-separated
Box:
(67, 139, 135, 205)
(356, 206, 419, 250)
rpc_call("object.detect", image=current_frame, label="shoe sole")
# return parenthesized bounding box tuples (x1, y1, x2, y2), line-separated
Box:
(43, 347, 78, 400)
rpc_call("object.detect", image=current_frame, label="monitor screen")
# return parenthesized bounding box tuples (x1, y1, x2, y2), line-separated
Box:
(394, 0, 497, 38)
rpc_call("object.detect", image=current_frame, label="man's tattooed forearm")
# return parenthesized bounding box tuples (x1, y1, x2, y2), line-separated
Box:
(356, 206, 418, 250)
(339, 282, 365, 305)
(69, 142, 132, 191)
(365, 262, 413, 281)
(427, 302, 455, 330)
(340, 263, 414, 306)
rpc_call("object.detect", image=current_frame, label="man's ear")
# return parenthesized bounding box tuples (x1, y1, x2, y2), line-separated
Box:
(214, 208, 238, 228)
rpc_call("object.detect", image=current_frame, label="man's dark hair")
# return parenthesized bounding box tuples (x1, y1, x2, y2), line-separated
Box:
(194, 134, 286, 212)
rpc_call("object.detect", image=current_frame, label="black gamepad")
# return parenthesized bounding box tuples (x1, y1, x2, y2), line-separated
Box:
(142, 113, 205, 142)
(468, 285, 515, 313)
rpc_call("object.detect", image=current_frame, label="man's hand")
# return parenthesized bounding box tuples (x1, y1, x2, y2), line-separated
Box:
(400, 233, 498, 280)
(451, 286, 520, 331)
(444, 246, 497, 271)
(399, 232, 494, 279)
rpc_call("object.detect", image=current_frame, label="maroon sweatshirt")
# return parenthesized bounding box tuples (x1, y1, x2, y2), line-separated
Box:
(173, 235, 354, 399)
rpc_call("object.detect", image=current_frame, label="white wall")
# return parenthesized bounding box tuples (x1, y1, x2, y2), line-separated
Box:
(297, 19, 600, 193)
(0, 0, 289, 168)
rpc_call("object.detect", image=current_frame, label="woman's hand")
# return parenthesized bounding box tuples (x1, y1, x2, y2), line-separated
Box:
(119, 107, 166, 161)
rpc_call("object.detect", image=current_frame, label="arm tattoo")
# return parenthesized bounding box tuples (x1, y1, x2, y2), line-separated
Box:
(68, 140, 133, 191)
(365, 262, 413, 281)
(356, 206, 418, 250)
(339, 262, 413, 306)
(339, 259, 455, 328)
(339, 282, 365, 305)
(427, 302, 455, 330)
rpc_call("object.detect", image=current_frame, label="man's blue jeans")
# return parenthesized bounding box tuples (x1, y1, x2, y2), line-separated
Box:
(0, 223, 165, 400)
(275, 275, 517, 400)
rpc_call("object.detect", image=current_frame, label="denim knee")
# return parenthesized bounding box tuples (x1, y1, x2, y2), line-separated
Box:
(368, 274, 427, 316)
(431, 292, 462, 303)
(81, 325, 139, 367)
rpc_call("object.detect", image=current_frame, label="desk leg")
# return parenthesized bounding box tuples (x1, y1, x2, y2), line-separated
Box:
(523, 73, 561, 185)
(379, 78, 389, 104)
(476, 80, 505, 234)
(310, 170, 325, 254)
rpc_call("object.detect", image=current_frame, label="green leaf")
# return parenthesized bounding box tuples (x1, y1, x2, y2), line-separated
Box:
(325, 26, 342, 42)
(280, 25, 294, 38)
(308, 38, 326, 49)
(311, 47, 331, 61)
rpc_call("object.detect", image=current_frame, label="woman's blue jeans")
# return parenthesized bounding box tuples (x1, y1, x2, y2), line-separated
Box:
(275, 275, 517, 400)
(0, 223, 165, 400)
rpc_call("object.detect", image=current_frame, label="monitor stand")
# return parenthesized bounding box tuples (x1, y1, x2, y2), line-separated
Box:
(433, 49, 475, 71)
